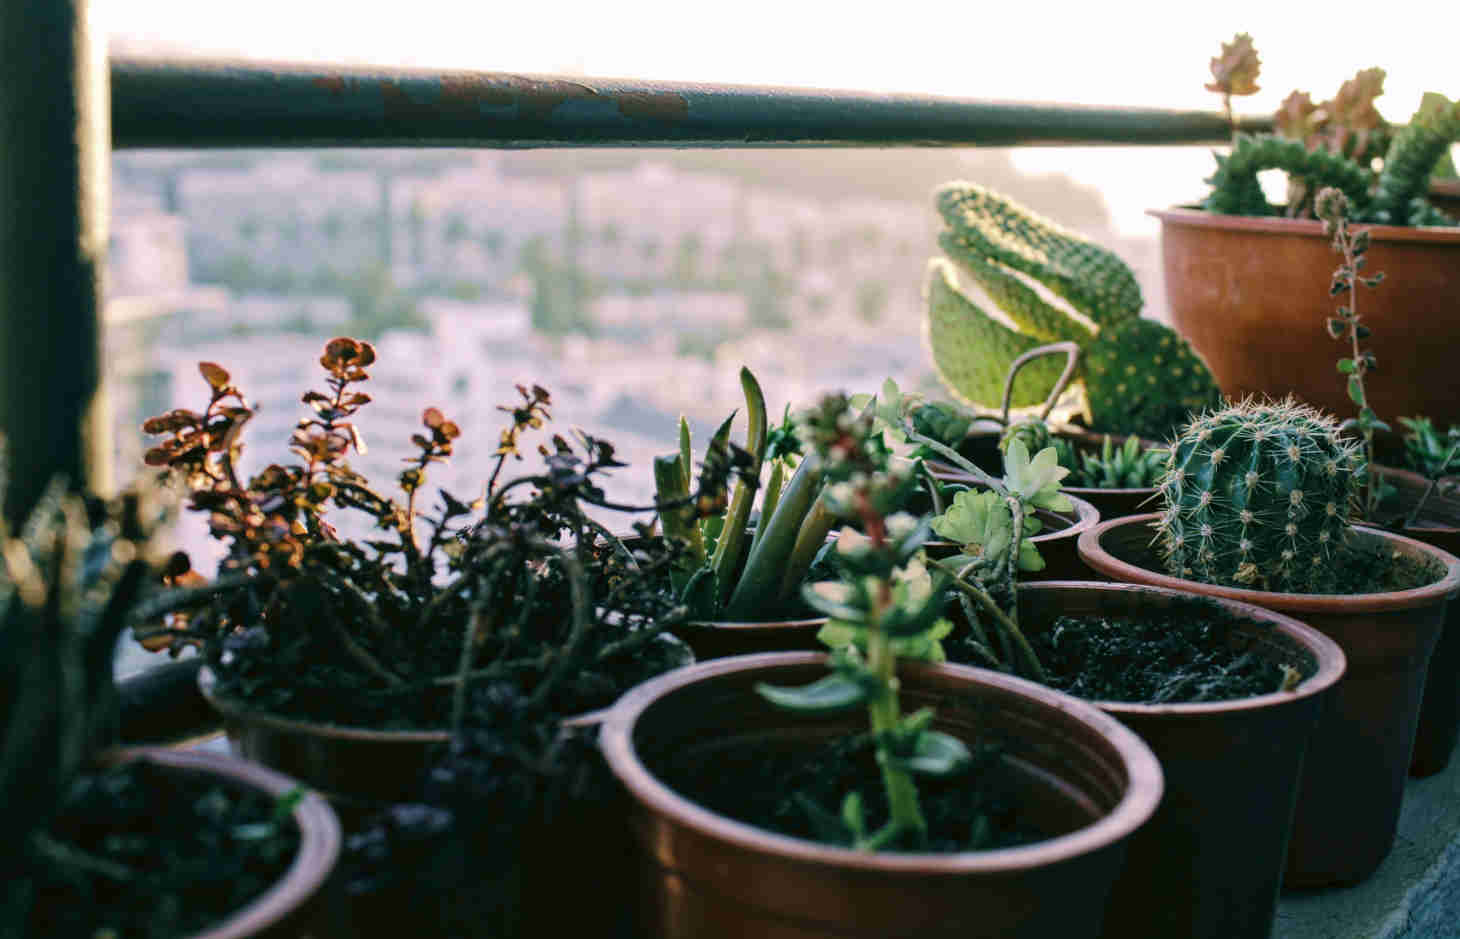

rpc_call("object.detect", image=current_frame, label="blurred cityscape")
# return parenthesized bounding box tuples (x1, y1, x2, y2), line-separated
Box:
(107, 147, 1164, 605)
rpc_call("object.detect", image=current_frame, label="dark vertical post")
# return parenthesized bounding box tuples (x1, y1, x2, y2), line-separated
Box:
(0, 0, 110, 523)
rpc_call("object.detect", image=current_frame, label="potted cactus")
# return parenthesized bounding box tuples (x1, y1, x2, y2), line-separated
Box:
(0, 482, 339, 938)
(1153, 34, 1460, 428)
(1078, 398, 1460, 887)
(599, 392, 1164, 939)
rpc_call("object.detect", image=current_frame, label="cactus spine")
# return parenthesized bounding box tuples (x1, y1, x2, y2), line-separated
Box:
(1156, 399, 1363, 593)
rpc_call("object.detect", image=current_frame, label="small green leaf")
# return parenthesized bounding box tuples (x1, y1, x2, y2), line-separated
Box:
(903, 730, 973, 777)
(1337, 358, 1356, 374)
(1355, 324, 1371, 339)
(841, 792, 866, 839)
(756, 674, 867, 713)
(1325, 318, 1346, 339)
(1348, 376, 1365, 406)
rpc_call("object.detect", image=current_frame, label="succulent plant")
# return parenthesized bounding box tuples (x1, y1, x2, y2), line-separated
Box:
(1155, 399, 1364, 593)
(998, 417, 1053, 460)
(0, 483, 164, 933)
(1201, 33, 1460, 225)
(1065, 434, 1168, 490)
(925, 183, 1221, 440)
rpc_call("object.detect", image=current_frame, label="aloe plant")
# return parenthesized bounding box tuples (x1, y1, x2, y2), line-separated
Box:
(654, 367, 838, 622)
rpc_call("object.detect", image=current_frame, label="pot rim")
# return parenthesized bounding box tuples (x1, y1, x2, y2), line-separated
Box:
(1018, 580, 1346, 717)
(929, 459, 1157, 502)
(96, 746, 341, 939)
(600, 651, 1163, 874)
(681, 615, 829, 631)
(198, 666, 450, 743)
(1375, 463, 1460, 536)
(1147, 206, 1460, 242)
(1077, 513, 1460, 613)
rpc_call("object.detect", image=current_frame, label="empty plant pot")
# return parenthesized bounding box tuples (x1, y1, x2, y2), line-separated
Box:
(1077, 514, 1460, 887)
(600, 652, 1163, 939)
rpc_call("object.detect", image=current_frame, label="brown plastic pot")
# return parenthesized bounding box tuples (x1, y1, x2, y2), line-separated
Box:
(1077, 514, 1460, 887)
(600, 652, 1163, 939)
(1376, 465, 1460, 776)
(1150, 207, 1460, 431)
(98, 747, 341, 939)
(934, 428, 1161, 522)
(1013, 582, 1345, 939)
(199, 666, 448, 812)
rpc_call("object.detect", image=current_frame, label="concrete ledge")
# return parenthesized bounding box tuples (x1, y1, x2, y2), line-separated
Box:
(1277, 751, 1460, 939)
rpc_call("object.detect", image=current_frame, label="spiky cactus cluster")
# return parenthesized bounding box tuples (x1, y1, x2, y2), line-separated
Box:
(925, 183, 1221, 440)
(1156, 400, 1363, 593)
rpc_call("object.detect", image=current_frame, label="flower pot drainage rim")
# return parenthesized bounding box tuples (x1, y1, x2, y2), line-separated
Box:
(599, 650, 1163, 874)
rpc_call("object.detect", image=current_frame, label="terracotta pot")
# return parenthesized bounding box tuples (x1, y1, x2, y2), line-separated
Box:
(1077, 514, 1460, 886)
(1013, 582, 1345, 939)
(672, 615, 828, 660)
(922, 467, 1102, 581)
(933, 428, 1161, 522)
(1150, 207, 1460, 431)
(600, 652, 1163, 939)
(99, 747, 341, 939)
(1376, 465, 1460, 776)
(199, 666, 448, 813)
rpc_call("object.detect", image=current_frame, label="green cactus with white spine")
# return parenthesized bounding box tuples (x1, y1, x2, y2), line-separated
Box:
(1155, 399, 1364, 593)
(925, 183, 1221, 440)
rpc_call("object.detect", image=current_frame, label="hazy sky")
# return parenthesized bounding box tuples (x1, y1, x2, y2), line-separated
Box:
(105, 0, 1455, 236)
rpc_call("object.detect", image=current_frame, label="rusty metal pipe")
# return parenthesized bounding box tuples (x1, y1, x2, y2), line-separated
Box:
(111, 57, 1272, 151)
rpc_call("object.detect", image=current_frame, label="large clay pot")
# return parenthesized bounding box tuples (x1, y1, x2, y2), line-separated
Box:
(1150, 207, 1460, 430)
(1376, 465, 1460, 776)
(600, 652, 1163, 939)
(99, 747, 340, 939)
(1013, 583, 1345, 939)
(1078, 514, 1460, 887)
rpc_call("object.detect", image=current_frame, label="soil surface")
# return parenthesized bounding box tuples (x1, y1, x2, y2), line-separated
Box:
(659, 733, 1044, 853)
(25, 760, 299, 939)
(948, 598, 1306, 704)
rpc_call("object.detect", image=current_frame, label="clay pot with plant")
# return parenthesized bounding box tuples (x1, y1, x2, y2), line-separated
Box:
(136, 339, 699, 811)
(859, 384, 1346, 939)
(1376, 423, 1460, 775)
(1154, 34, 1460, 429)
(1077, 397, 1460, 888)
(650, 367, 839, 659)
(601, 392, 1164, 939)
(0, 482, 339, 938)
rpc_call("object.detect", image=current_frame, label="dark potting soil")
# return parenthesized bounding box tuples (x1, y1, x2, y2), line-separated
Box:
(660, 733, 1044, 854)
(24, 760, 299, 939)
(947, 597, 1306, 704)
(1323, 540, 1443, 595)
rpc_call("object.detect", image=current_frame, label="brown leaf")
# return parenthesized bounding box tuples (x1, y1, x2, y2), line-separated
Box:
(1205, 32, 1261, 98)
(199, 362, 231, 389)
(422, 407, 445, 429)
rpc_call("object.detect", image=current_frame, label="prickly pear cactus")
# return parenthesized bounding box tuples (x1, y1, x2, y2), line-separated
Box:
(925, 182, 1221, 439)
(1085, 318, 1223, 446)
(1155, 399, 1363, 593)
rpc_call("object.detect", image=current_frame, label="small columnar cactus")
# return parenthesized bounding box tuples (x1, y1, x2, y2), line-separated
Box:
(1156, 400, 1363, 593)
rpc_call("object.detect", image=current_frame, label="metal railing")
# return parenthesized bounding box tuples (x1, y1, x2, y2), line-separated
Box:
(3, 1, 1270, 741)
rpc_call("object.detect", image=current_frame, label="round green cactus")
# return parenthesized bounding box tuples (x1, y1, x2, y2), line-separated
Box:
(1155, 399, 1363, 593)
